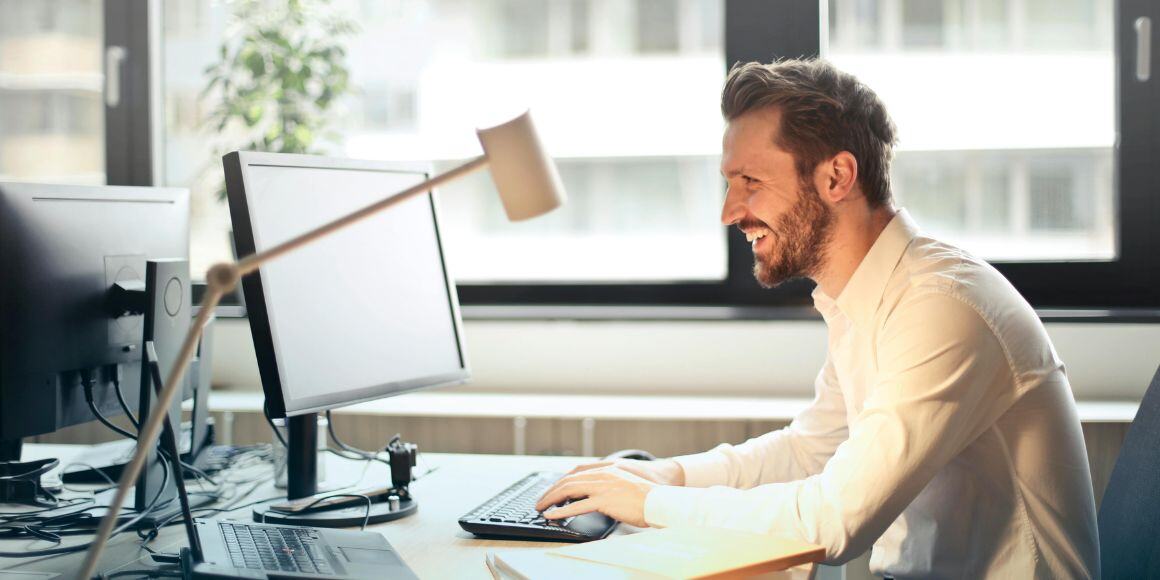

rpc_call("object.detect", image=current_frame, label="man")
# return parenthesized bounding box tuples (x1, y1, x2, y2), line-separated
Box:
(535, 59, 1100, 578)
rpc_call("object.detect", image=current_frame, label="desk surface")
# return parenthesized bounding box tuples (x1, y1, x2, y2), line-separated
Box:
(2, 445, 817, 579)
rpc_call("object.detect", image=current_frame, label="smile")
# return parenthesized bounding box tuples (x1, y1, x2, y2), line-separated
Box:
(744, 229, 771, 243)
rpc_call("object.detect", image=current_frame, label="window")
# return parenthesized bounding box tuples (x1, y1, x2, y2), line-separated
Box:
(163, 0, 728, 286)
(900, 0, 944, 47)
(735, 0, 1154, 308)
(638, 0, 681, 53)
(827, 0, 1116, 263)
(109, 0, 1160, 308)
(0, 0, 104, 184)
(493, 0, 550, 57)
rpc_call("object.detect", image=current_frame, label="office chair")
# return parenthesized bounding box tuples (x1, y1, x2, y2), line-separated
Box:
(1097, 363, 1160, 579)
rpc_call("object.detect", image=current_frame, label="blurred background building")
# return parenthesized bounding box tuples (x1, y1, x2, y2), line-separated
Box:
(0, 0, 1114, 283)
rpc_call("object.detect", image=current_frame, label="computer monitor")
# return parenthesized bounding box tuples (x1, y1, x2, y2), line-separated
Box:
(0, 182, 191, 461)
(223, 152, 470, 525)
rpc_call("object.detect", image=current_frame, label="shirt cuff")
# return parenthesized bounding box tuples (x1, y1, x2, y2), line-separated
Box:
(672, 444, 733, 488)
(644, 485, 706, 528)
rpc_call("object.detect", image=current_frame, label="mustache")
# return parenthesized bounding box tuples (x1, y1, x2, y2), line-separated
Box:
(736, 218, 770, 233)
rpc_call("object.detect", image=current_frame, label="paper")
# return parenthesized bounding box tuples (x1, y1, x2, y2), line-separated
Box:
(550, 527, 824, 579)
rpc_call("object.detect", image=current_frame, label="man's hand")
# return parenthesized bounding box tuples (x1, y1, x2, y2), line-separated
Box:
(534, 466, 657, 528)
(562, 458, 686, 486)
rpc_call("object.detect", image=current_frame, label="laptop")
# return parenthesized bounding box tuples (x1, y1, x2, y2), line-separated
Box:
(140, 390, 418, 578)
(187, 519, 417, 578)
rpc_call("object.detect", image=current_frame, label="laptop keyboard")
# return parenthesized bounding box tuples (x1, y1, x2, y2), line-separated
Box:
(220, 521, 335, 574)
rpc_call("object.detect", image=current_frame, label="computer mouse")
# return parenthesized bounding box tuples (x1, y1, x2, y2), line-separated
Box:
(602, 448, 656, 462)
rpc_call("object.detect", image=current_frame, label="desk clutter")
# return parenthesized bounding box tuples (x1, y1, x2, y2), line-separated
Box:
(486, 526, 825, 579)
(0, 438, 421, 577)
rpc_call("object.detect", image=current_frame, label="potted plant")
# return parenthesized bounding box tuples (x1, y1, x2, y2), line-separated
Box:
(202, 0, 357, 200)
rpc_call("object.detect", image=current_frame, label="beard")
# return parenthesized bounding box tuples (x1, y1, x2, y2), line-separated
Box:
(751, 181, 834, 289)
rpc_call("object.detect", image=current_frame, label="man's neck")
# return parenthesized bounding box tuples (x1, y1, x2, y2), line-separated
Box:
(814, 206, 897, 299)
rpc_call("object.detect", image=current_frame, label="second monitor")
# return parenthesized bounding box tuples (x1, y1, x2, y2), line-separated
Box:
(223, 152, 470, 526)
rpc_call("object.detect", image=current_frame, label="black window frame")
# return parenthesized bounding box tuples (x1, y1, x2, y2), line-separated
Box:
(104, 0, 157, 187)
(127, 0, 1157, 314)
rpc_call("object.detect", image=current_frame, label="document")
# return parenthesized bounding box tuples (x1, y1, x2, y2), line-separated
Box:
(487, 526, 824, 579)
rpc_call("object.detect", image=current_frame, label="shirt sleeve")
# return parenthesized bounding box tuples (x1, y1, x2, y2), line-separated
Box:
(645, 291, 1019, 563)
(673, 353, 850, 488)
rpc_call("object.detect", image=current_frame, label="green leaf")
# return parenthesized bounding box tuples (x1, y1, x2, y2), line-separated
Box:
(200, 0, 356, 194)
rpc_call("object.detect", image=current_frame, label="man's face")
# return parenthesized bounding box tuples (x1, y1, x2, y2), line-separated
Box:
(720, 109, 834, 288)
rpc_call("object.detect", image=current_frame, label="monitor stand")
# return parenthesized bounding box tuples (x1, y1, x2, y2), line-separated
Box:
(252, 413, 417, 527)
(0, 439, 21, 462)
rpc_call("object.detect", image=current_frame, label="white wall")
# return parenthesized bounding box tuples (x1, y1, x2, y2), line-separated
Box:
(212, 318, 1160, 400)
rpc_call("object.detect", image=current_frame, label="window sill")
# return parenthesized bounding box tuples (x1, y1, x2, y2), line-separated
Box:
(202, 303, 1160, 323)
(199, 390, 1139, 423)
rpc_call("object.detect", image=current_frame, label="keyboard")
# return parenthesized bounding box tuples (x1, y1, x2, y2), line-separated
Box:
(219, 521, 337, 574)
(458, 472, 618, 542)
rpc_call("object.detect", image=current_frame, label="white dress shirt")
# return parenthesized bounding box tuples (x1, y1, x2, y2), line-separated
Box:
(644, 210, 1100, 579)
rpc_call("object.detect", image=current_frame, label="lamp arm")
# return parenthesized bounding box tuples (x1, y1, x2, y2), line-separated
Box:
(78, 154, 489, 578)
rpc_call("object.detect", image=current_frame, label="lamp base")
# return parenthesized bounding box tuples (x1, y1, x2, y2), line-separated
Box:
(252, 496, 417, 528)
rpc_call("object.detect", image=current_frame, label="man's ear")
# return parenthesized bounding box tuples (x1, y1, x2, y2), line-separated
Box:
(819, 151, 859, 203)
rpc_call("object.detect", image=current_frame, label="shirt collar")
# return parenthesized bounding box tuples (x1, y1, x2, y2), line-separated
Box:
(814, 209, 920, 329)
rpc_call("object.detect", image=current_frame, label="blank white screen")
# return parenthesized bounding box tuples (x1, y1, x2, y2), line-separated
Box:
(244, 164, 464, 408)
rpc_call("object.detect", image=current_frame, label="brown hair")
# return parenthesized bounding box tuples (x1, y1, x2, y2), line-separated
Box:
(721, 59, 897, 207)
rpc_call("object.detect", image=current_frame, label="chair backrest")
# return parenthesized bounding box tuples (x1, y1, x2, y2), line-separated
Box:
(1099, 364, 1160, 579)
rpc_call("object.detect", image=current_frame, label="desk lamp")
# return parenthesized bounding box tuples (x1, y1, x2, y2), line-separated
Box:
(78, 111, 566, 578)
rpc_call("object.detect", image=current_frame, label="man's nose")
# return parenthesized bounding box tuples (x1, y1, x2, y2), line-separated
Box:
(720, 186, 745, 226)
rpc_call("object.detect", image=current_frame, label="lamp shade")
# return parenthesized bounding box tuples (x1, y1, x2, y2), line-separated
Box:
(476, 111, 567, 221)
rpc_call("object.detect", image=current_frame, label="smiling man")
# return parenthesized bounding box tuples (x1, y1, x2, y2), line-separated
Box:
(536, 59, 1100, 579)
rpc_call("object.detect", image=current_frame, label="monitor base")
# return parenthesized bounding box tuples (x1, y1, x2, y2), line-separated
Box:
(252, 496, 417, 528)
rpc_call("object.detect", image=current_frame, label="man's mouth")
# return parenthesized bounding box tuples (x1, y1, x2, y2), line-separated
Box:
(744, 229, 770, 243)
(738, 220, 773, 250)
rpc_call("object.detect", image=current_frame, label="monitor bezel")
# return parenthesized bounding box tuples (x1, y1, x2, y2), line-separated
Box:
(222, 151, 471, 418)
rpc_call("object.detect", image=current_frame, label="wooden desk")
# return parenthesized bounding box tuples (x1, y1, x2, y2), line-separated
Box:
(1, 445, 819, 579)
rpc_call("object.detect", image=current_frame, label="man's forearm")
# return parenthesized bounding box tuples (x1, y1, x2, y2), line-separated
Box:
(660, 458, 686, 486)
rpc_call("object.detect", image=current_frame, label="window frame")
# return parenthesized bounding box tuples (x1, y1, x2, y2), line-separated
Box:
(104, 0, 160, 186)
(148, 0, 1158, 313)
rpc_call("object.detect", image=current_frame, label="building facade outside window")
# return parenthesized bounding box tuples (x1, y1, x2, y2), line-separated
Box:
(828, 0, 1115, 262)
(0, 0, 104, 184)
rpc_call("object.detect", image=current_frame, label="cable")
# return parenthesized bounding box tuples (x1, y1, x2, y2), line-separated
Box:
(263, 402, 288, 448)
(325, 410, 379, 457)
(324, 410, 391, 467)
(137, 466, 255, 545)
(85, 381, 220, 488)
(136, 444, 275, 545)
(61, 462, 117, 487)
(112, 375, 140, 431)
(84, 380, 138, 441)
(6, 442, 266, 553)
(0, 452, 172, 558)
(0, 498, 92, 518)
(294, 493, 373, 530)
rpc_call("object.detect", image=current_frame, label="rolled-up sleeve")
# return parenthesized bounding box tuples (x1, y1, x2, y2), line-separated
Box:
(645, 291, 1018, 563)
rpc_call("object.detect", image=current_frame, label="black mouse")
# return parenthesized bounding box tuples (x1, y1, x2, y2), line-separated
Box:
(602, 448, 657, 462)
